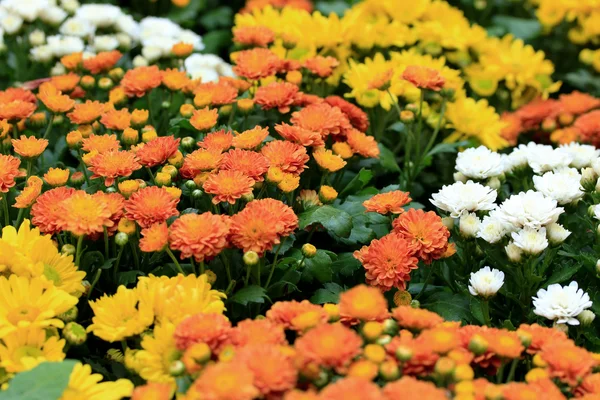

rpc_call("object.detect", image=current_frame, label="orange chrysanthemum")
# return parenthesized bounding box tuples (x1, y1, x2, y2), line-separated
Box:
(31, 187, 76, 234)
(161, 68, 190, 91)
(89, 149, 142, 187)
(575, 110, 600, 147)
(43, 167, 69, 187)
(54, 191, 114, 236)
(274, 123, 324, 147)
(83, 50, 122, 74)
(227, 319, 286, 348)
(219, 76, 252, 92)
(559, 91, 600, 116)
(402, 65, 446, 92)
(180, 149, 223, 178)
(235, 345, 297, 395)
(383, 376, 446, 400)
(261, 140, 309, 175)
(313, 148, 347, 172)
(391, 306, 443, 330)
(188, 363, 259, 400)
(500, 112, 523, 146)
(233, 48, 281, 80)
(198, 130, 233, 153)
(339, 284, 390, 322)
(100, 108, 131, 131)
(0, 87, 36, 104)
(50, 73, 80, 93)
(0, 100, 36, 121)
(296, 324, 363, 371)
(13, 176, 43, 209)
(254, 82, 299, 113)
(203, 170, 255, 205)
(551, 127, 580, 145)
(193, 82, 238, 107)
(219, 149, 269, 182)
(233, 26, 275, 47)
(354, 233, 419, 291)
(12, 135, 48, 158)
(67, 100, 105, 125)
(0, 155, 22, 192)
(346, 129, 380, 158)
(540, 340, 597, 386)
(363, 191, 411, 215)
(266, 300, 328, 330)
(60, 52, 82, 70)
(37, 82, 75, 113)
(169, 212, 231, 262)
(121, 66, 162, 98)
(325, 96, 369, 132)
(136, 136, 180, 167)
(172, 42, 194, 57)
(190, 107, 219, 131)
(291, 103, 351, 137)
(579, 373, 600, 396)
(517, 324, 568, 354)
(502, 380, 564, 400)
(82, 134, 121, 153)
(131, 383, 172, 400)
(368, 69, 393, 90)
(516, 98, 561, 130)
(232, 126, 269, 149)
(392, 208, 450, 264)
(481, 328, 524, 359)
(139, 222, 169, 253)
(385, 331, 439, 376)
(320, 377, 382, 400)
(254, 198, 298, 235)
(174, 312, 232, 351)
(93, 192, 125, 234)
(303, 56, 339, 78)
(124, 186, 180, 228)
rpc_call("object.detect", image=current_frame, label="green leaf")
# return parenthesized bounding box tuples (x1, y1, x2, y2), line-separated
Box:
(315, 1, 350, 16)
(426, 141, 467, 158)
(490, 16, 541, 40)
(229, 285, 270, 306)
(339, 168, 373, 197)
(118, 270, 144, 285)
(0, 360, 77, 400)
(469, 297, 485, 325)
(199, 7, 233, 30)
(298, 205, 353, 238)
(331, 253, 362, 277)
(303, 250, 333, 284)
(378, 144, 401, 173)
(544, 263, 584, 287)
(168, 0, 206, 24)
(201, 30, 233, 55)
(422, 291, 472, 323)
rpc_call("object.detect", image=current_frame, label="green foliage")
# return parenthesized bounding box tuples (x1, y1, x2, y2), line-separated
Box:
(0, 361, 77, 400)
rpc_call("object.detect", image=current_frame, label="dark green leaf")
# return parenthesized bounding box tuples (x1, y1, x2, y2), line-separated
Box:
(544, 263, 584, 287)
(168, 0, 206, 24)
(311, 288, 340, 304)
(469, 297, 485, 325)
(422, 291, 472, 323)
(201, 30, 233, 55)
(339, 168, 373, 197)
(199, 7, 233, 30)
(229, 285, 270, 306)
(331, 253, 362, 277)
(378, 144, 401, 173)
(0, 360, 77, 400)
(303, 250, 333, 284)
(118, 270, 144, 285)
(491, 16, 541, 40)
(298, 205, 353, 238)
(426, 141, 467, 158)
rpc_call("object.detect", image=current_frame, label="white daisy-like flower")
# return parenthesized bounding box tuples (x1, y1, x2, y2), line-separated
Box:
(115, 14, 140, 40)
(459, 212, 481, 238)
(545, 222, 571, 245)
(469, 266, 504, 298)
(60, 17, 96, 38)
(30, 44, 53, 62)
(184, 53, 231, 82)
(455, 146, 505, 180)
(524, 143, 573, 174)
(46, 35, 84, 57)
(532, 168, 583, 205)
(477, 211, 513, 244)
(39, 6, 67, 26)
(430, 181, 497, 218)
(139, 16, 181, 41)
(28, 29, 44, 46)
(560, 143, 600, 169)
(511, 227, 548, 255)
(505, 147, 528, 173)
(178, 29, 204, 50)
(93, 34, 119, 52)
(495, 190, 564, 230)
(2, 0, 49, 22)
(533, 281, 592, 325)
(504, 242, 522, 263)
(75, 4, 123, 28)
(1, 13, 23, 34)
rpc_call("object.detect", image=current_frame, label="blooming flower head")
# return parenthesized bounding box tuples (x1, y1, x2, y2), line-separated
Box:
(313, 148, 347, 172)
(136, 136, 181, 167)
(511, 227, 549, 255)
(319, 377, 382, 400)
(261, 140, 309, 175)
(295, 323, 363, 370)
(125, 186, 180, 228)
(14, 176, 43, 209)
(198, 130, 233, 153)
(228, 318, 286, 347)
(100, 108, 131, 131)
(139, 222, 169, 253)
(469, 267, 504, 298)
(266, 300, 328, 330)
(219, 149, 269, 182)
(575, 110, 600, 147)
(430, 181, 498, 218)
(82, 134, 120, 153)
(233, 25, 275, 47)
(255, 81, 299, 113)
(274, 123, 324, 147)
(54, 191, 114, 237)
(174, 312, 231, 351)
(121, 65, 162, 97)
(533, 281, 593, 325)
(455, 146, 505, 180)
(232, 48, 281, 80)
(291, 103, 351, 137)
(560, 142, 600, 169)
(540, 340, 596, 386)
(230, 200, 289, 254)
(12, 135, 48, 158)
(354, 233, 419, 291)
(0, 154, 22, 192)
(325, 96, 369, 132)
(392, 208, 450, 264)
(169, 212, 231, 262)
(533, 168, 583, 205)
(232, 126, 269, 149)
(31, 187, 76, 234)
(383, 376, 446, 400)
(339, 284, 390, 322)
(558, 91, 600, 116)
(180, 149, 223, 178)
(188, 362, 259, 400)
(42, 168, 69, 188)
(203, 170, 255, 205)
(234, 344, 297, 396)
(161, 68, 190, 91)
(495, 190, 563, 230)
(402, 65, 446, 91)
(190, 107, 219, 131)
(63, 362, 134, 400)
(482, 328, 524, 359)
(131, 383, 171, 400)
(391, 306, 444, 330)
(50, 74, 80, 94)
(67, 100, 105, 125)
(346, 129, 380, 158)
(0, 327, 65, 373)
(89, 149, 142, 187)
(193, 82, 238, 107)
(249, 198, 298, 235)
(363, 191, 412, 215)
(82, 50, 122, 74)
(303, 56, 339, 78)
(37, 82, 75, 113)
(521, 143, 574, 174)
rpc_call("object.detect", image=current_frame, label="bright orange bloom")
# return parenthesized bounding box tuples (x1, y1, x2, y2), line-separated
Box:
(283, 390, 319, 400)
(43, 167, 70, 187)
(0, 155, 22, 192)
(266, 300, 328, 330)
(228, 319, 286, 347)
(190, 107, 219, 131)
(339, 284, 390, 322)
(385, 331, 439, 376)
(171, 42, 194, 57)
(31, 187, 76, 234)
(219, 149, 269, 182)
(83, 50, 122, 74)
(124, 186, 180, 228)
(325, 96, 369, 132)
(481, 328, 523, 359)
(0, 87, 36, 104)
(502, 380, 565, 400)
(67, 100, 105, 125)
(235, 345, 297, 395)
(383, 376, 446, 400)
(180, 149, 223, 179)
(93, 192, 125, 234)
(82, 134, 120, 153)
(131, 383, 172, 400)
(89, 149, 142, 187)
(559, 91, 600, 115)
(291, 103, 352, 137)
(135, 136, 180, 167)
(219, 76, 252, 92)
(13, 176, 43, 209)
(347, 129, 379, 158)
(193, 82, 238, 107)
(500, 112, 523, 146)
(198, 129, 233, 153)
(233, 48, 281, 80)
(161, 68, 190, 91)
(174, 312, 232, 351)
(37, 82, 75, 113)
(169, 212, 231, 262)
(517, 324, 568, 354)
(54, 191, 113, 236)
(203, 170, 255, 205)
(575, 110, 600, 147)
(551, 127, 580, 145)
(579, 373, 600, 396)
(233, 26, 275, 47)
(274, 123, 324, 147)
(12, 135, 48, 158)
(402, 65, 446, 91)
(108, 87, 127, 105)
(0, 100, 36, 121)
(313, 148, 347, 172)
(256, 198, 298, 235)
(100, 108, 131, 131)
(392, 209, 450, 264)
(368, 69, 393, 90)
(516, 98, 561, 130)
(391, 306, 443, 330)
(232, 126, 269, 149)
(255, 82, 299, 113)
(60, 52, 83, 70)
(303, 56, 339, 78)
(363, 191, 411, 215)
(261, 140, 309, 175)
(121, 66, 162, 98)
(188, 363, 259, 400)
(320, 377, 382, 400)
(139, 222, 169, 253)
(296, 323, 363, 370)
(354, 233, 419, 291)
(50, 73, 80, 93)
(540, 340, 597, 386)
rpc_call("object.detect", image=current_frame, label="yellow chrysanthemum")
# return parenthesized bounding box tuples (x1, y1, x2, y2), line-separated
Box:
(0, 327, 65, 373)
(134, 323, 180, 387)
(60, 363, 134, 400)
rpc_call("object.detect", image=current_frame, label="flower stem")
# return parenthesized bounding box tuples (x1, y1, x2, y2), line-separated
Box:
(14, 208, 25, 229)
(165, 248, 184, 275)
(146, 167, 155, 184)
(113, 244, 124, 283)
(1, 195, 10, 227)
(43, 114, 55, 139)
(415, 263, 436, 300)
(75, 235, 85, 267)
(505, 358, 518, 383)
(481, 299, 492, 326)
(265, 237, 287, 289)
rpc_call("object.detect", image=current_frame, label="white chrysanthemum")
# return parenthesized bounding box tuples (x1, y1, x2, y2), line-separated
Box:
(511, 227, 548, 255)
(592, 158, 600, 177)
(75, 4, 122, 28)
(593, 204, 600, 221)
(28, 29, 45, 46)
(524, 143, 573, 174)
(2, 0, 49, 21)
(39, 6, 66, 25)
(456, 146, 505, 180)
(132, 55, 148, 68)
(178, 29, 204, 50)
(533, 281, 592, 325)
(142, 45, 162, 63)
(60, 0, 79, 13)
(139, 16, 181, 41)
(459, 212, 480, 238)
(46, 35, 84, 57)
(532, 168, 583, 205)
(115, 14, 139, 40)
(546, 222, 571, 245)
(60, 17, 95, 37)
(30, 44, 53, 62)
(560, 143, 600, 169)
(1, 13, 22, 34)
(505, 147, 528, 173)
(469, 267, 504, 298)
(93, 35, 119, 52)
(430, 181, 497, 218)
(495, 190, 564, 230)
(477, 211, 513, 244)
(142, 35, 178, 56)
(217, 62, 235, 78)
(50, 61, 66, 76)
(184, 53, 230, 82)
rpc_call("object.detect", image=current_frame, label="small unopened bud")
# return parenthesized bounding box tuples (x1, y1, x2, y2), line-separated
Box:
(142, 129, 157, 143)
(362, 321, 383, 342)
(323, 303, 340, 321)
(596, 259, 600, 275)
(468, 335, 488, 355)
(168, 151, 184, 168)
(286, 70, 302, 85)
(180, 104, 195, 118)
(459, 213, 480, 238)
(169, 360, 185, 377)
(546, 222, 571, 245)
(486, 176, 501, 190)
(80, 75, 95, 89)
(162, 165, 178, 179)
(376, 334, 392, 346)
(453, 171, 467, 183)
(435, 357, 455, 376)
(243, 251, 259, 266)
(109, 67, 124, 82)
(400, 110, 414, 123)
(181, 136, 195, 151)
(581, 168, 597, 191)
(118, 218, 137, 236)
(184, 180, 196, 190)
(558, 112, 574, 126)
(58, 307, 78, 322)
(516, 329, 532, 348)
(66, 130, 83, 149)
(541, 118, 556, 132)
(441, 217, 455, 230)
(395, 345, 413, 362)
(131, 109, 149, 128)
(505, 242, 522, 263)
(155, 172, 172, 187)
(184, 342, 211, 367)
(313, 370, 329, 388)
(382, 319, 399, 336)
(192, 189, 203, 199)
(410, 299, 420, 308)
(115, 232, 129, 247)
(121, 128, 139, 145)
(525, 367, 549, 383)
(454, 364, 474, 381)
(241, 192, 254, 202)
(578, 310, 596, 326)
(63, 322, 87, 346)
(61, 244, 76, 256)
(553, 321, 569, 334)
(364, 344, 386, 364)
(205, 270, 217, 285)
(319, 185, 338, 204)
(98, 77, 114, 90)
(379, 360, 400, 381)
(237, 98, 255, 113)
(219, 105, 232, 116)
(302, 243, 317, 258)
(161, 100, 171, 109)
